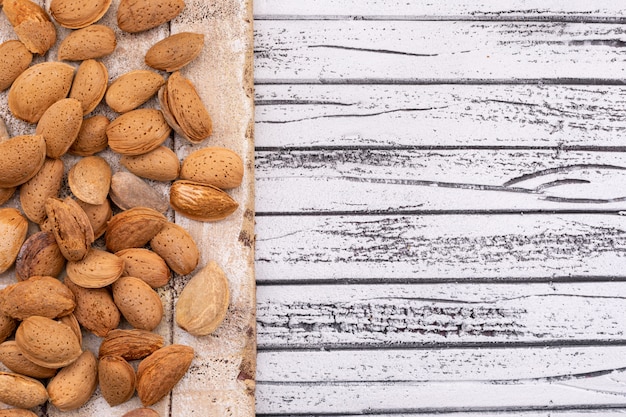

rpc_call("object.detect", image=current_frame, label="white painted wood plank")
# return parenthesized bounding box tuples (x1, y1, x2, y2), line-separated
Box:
(254, 84, 626, 148)
(257, 283, 626, 347)
(256, 214, 626, 282)
(267, 413, 626, 417)
(254, 21, 626, 82)
(254, 0, 626, 19)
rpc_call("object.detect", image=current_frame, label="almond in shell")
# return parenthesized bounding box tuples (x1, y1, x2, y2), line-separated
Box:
(0, 115, 9, 141)
(180, 146, 244, 189)
(120, 145, 180, 182)
(0, 315, 16, 345)
(69, 59, 108, 115)
(45, 197, 95, 262)
(0, 188, 15, 205)
(99, 355, 136, 406)
(2, 0, 56, 54)
(122, 409, 160, 417)
(0, 40, 32, 91)
(69, 114, 109, 156)
(0, 341, 57, 379)
(145, 32, 204, 72)
(106, 108, 171, 156)
(116, 248, 171, 288)
(0, 276, 75, 320)
(68, 155, 111, 205)
(0, 135, 46, 187)
(15, 316, 82, 368)
(35, 98, 83, 158)
(136, 344, 194, 406)
(0, 208, 28, 274)
(169, 180, 238, 222)
(50, 0, 112, 29)
(150, 222, 199, 276)
(15, 231, 66, 281)
(105, 207, 167, 252)
(109, 171, 169, 213)
(20, 157, 64, 223)
(105, 69, 165, 113)
(66, 248, 124, 288)
(47, 350, 98, 411)
(117, 0, 185, 33)
(58, 24, 116, 61)
(8, 62, 74, 123)
(98, 329, 163, 361)
(76, 198, 112, 239)
(65, 278, 120, 337)
(0, 372, 48, 409)
(112, 276, 163, 331)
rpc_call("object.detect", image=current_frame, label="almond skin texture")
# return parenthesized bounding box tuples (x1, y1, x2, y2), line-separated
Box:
(45, 197, 95, 262)
(116, 248, 171, 288)
(145, 32, 204, 72)
(8, 62, 74, 123)
(0, 208, 28, 274)
(112, 277, 163, 331)
(0, 341, 57, 379)
(20, 157, 64, 223)
(47, 350, 98, 411)
(0, 315, 16, 345)
(180, 146, 244, 189)
(120, 146, 180, 182)
(0, 372, 48, 408)
(176, 261, 230, 336)
(106, 108, 171, 156)
(58, 24, 116, 60)
(50, 0, 112, 29)
(58, 313, 83, 346)
(65, 277, 120, 337)
(0, 135, 46, 188)
(117, 0, 185, 33)
(66, 248, 124, 288)
(99, 355, 136, 406)
(68, 155, 111, 205)
(0, 410, 39, 417)
(109, 171, 169, 213)
(136, 345, 194, 406)
(69, 59, 108, 115)
(2, 0, 56, 54)
(170, 180, 239, 222)
(98, 329, 163, 360)
(76, 198, 112, 239)
(0, 276, 76, 320)
(105, 69, 165, 113)
(15, 231, 66, 281)
(150, 222, 199, 276)
(105, 207, 167, 253)
(122, 409, 160, 417)
(69, 114, 109, 156)
(35, 98, 83, 158)
(0, 40, 32, 91)
(15, 316, 82, 368)
(0, 188, 16, 205)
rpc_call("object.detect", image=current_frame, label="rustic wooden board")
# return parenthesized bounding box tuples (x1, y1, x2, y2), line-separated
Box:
(0, 0, 255, 415)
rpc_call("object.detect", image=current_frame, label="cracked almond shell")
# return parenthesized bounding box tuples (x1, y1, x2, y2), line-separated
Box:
(69, 59, 108, 115)
(50, 0, 112, 29)
(105, 69, 165, 113)
(58, 24, 116, 61)
(145, 32, 204, 72)
(170, 180, 239, 222)
(106, 108, 171, 155)
(0, 135, 46, 188)
(44, 197, 95, 262)
(0, 40, 32, 91)
(3, 0, 56, 54)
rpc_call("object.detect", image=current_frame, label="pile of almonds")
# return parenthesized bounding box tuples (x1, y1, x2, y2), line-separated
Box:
(0, 0, 242, 414)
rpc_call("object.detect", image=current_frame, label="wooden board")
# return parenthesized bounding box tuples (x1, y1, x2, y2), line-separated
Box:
(0, 0, 255, 415)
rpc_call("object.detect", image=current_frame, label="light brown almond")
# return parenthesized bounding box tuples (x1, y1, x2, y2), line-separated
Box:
(120, 146, 180, 182)
(2, 0, 56, 54)
(136, 345, 194, 406)
(117, 0, 185, 33)
(45, 197, 95, 262)
(50, 0, 112, 29)
(19, 157, 64, 223)
(112, 276, 163, 331)
(145, 32, 204, 72)
(0, 276, 75, 320)
(0, 341, 57, 379)
(68, 155, 111, 205)
(180, 146, 244, 189)
(169, 180, 238, 222)
(0, 409, 39, 417)
(76, 198, 112, 239)
(122, 409, 161, 417)
(69, 59, 108, 115)
(0, 40, 32, 91)
(0, 135, 46, 187)
(66, 248, 124, 288)
(106, 108, 171, 155)
(58, 24, 116, 61)
(105, 69, 165, 113)
(98, 329, 163, 360)
(0, 372, 48, 409)
(150, 222, 199, 276)
(176, 261, 230, 336)
(35, 98, 83, 158)
(65, 277, 120, 337)
(0, 208, 28, 274)
(99, 355, 136, 406)
(68, 114, 109, 156)
(0, 188, 16, 205)
(116, 248, 171, 288)
(0, 315, 16, 345)
(8, 62, 74, 123)
(15, 231, 66, 281)
(57, 313, 83, 346)
(109, 171, 169, 213)
(15, 316, 82, 368)
(105, 207, 167, 253)
(47, 350, 98, 411)
(0, 115, 9, 141)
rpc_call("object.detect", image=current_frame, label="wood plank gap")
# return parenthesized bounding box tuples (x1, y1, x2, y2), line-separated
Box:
(255, 209, 625, 217)
(255, 146, 626, 152)
(253, 15, 626, 23)
(253, 78, 626, 86)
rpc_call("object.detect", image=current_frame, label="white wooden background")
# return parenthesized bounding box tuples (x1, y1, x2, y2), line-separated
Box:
(252, 1, 626, 416)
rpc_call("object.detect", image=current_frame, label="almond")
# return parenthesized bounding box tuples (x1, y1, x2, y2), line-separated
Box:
(0, 341, 57, 379)
(0, 115, 9, 141)
(0, 187, 16, 205)
(120, 145, 180, 182)
(76, 198, 112, 239)
(0, 276, 75, 320)
(145, 32, 204, 72)
(69, 59, 109, 115)
(19, 157, 64, 223)
(106, 108, 171, 156)
(105, 207, 167, 252)
(136, 344, 194, 406)
(180, 146, 244, 189)
(58, 24, 116, 61)
(57, 313, 82, 346)
(68, 114, 110, 156)
(8, 62, 74, 123)
(116, 248, 171, 288)
(176, 261, 229, 336)
(123, 408, 160, 417)
(0, 315, 16, 345)
(47, 350, 98, 411)
(98, 355, 136, 406)
(50, 0, 112, 29)
(65, 277, 120, 337)
(0, 40, 32, 91)
(98, 329, 163, 360)
(109, 171, 169, 213)
(112, 276, 163, 331)
(66, 248, 124, 288)
(45, 197, 95, 262)
(35, 98, 83, 158)
(0, 135, 46, 187)
(150, 222, 199, 275)
(169, 180, 239, 222)
(15, 316, 82, 368)
(15, 231, 66, 281)
(0, 410, 39, 417)
(105, 69, 165, 114)
(117, 0, 185, 33)
(0, 208, 28, 274)
(68, 155, 112, 205)
(0, 372, 48, 408)
(2, 0, 56, 54)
